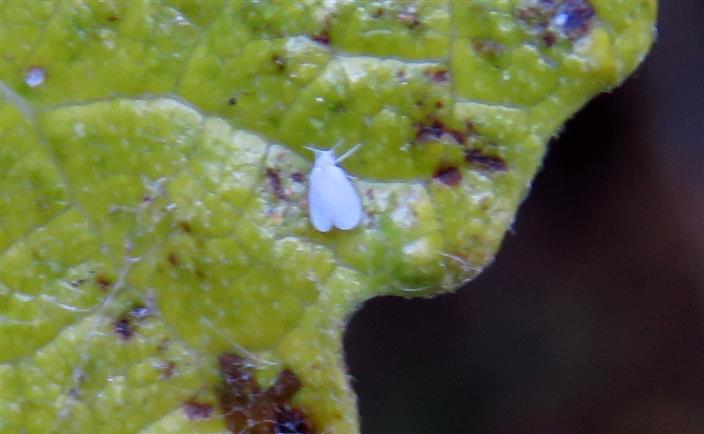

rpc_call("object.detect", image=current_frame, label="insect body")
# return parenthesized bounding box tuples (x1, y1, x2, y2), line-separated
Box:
(307, 145, 362, 232)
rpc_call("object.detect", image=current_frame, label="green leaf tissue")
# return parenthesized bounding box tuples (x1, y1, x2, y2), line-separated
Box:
(0, 1, 656, 433)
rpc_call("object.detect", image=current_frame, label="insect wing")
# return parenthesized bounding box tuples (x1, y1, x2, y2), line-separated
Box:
(325, 165, 362, 230)
(308, 164, 334, 232)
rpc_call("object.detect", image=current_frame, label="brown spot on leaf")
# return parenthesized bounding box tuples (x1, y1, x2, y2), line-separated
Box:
(543, 30, 557, 47)
(290, 172, 305, 183)
(107, 15, 119, 23)
(311, 21, 331, 46)
(183, 400, 213, 420)
(271, 54, 286, 72)
(398, 11, 421, 29)
(167, 252, 180, 266)
(130, 303, 151, 319)
(518, 0, 595, 42)
(471, 39, 504, 61)
(264, 369, 301, 403)
(465, 149, 508, 172)
(216, 352, 316, 434)
(228, 96, 238, 106)
(96, 274, 113, 291)
(275, 406, 314, 434)
(156, 337, 170, 352)
(372, 8, 385, 19)
(555, 0, 596, 40)
(114, 303, 152, 341)
(161, 360, 176, 380)
(424, 69, 450, 83)
(195, 267, 206, 280)
(433, 166, 463, 186)
(114, 317, 134, 340)
(414, 118, 467, 145)
(177, 220, 193, 234)
(266, 168, 286, 200)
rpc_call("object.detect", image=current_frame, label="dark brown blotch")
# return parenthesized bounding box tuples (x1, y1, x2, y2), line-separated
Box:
(275, 406, 315, 434)
(543, 30, 557, 47)
(183, 400, 214, 420)
(228, 96, 238, 106)
(107, 14, 120, 23)
(266, 168, 286, 200)
(433, 166, 463, 186)
(264, 369, 302, 403)
(216, 352, 316, 434)
(465, 149, 508, 172)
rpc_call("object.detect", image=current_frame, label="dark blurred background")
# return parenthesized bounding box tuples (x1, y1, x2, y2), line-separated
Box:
(344, 3, 704, 433)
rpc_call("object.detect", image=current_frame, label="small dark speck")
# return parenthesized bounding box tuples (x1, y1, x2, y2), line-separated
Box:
(472, 39, 504, 60)
(425, 69, 449, 83)
(415, 118, 466, 145)
(266, 168, 286, 200)
(290, 172, 305, 183)
(433, 166, 463, 186)
(465, 149, 508, 172)
(130, 304, 151, 319)
(398, 12, 421, 29)
(312, 28, 330, 46)
(114, 317, 134, 340)
(228, 96, 237, 106)
(555, 0, 596, 40)
(372, 8, 385, 18)
(272, 54, 287, 71)
(107, 15, 120, 23)
(69, 278, 86, 288)
(96, 275, 113, 291)
(167, 252, 180, 266)
(276, 406, 314, 434)
(543, 31, 557, 47)
(161, 361, 176, 380)
(177, 220, 193, 233)
(183, 400, 213, 420)
(195, 267, 206, 279)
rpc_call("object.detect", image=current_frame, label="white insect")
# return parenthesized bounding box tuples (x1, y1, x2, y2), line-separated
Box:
(306, 144, 363, 232)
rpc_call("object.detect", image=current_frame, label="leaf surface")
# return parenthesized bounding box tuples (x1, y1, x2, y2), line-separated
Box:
(0, 1, 656, 433)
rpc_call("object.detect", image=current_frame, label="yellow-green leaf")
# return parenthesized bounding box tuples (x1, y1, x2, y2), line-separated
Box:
(0, 1, 656, 433)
